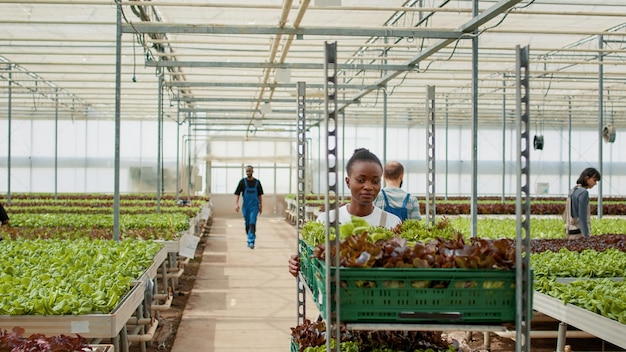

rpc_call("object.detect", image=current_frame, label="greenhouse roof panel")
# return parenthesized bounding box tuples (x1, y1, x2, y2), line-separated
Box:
(0, 0, 625, 134)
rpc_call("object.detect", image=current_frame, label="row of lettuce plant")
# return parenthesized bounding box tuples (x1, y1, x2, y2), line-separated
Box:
(531, 248, 626, 324)
(7, 205, 199, 217)
(286, 194, 626, 215)
(7, 213, 189, 231)
(0, 238, 163, 315)
(1, 193, 209, 201)
(1, 192, 203, 241)
(2, 213, 189, 241)
(447, 217, 626, 240)
(3, 198, 206, 208)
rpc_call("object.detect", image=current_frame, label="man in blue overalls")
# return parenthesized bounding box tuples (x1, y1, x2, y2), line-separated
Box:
(234, 165, 264, 249)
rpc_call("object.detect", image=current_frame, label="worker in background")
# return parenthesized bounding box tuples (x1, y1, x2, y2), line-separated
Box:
(0, 203, 8, 226)
(0, 202, 8, 241)
(234, 165, 264, 249)
(373, 160, 422, 222)
(563, 167, 601, 239)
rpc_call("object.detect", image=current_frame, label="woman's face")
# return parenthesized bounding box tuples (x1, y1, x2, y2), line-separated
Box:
(345, 161, 383, 206)
(586, 176, 598, 189)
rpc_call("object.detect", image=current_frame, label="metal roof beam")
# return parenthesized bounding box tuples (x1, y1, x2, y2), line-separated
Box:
(173, 97, 351, 104)
(146, 60, 416, 71)
(166, 81, 372, 90)
(341, 0, 524, 109)
(181, 108, 322, 114)
(122, 23, 463, 39)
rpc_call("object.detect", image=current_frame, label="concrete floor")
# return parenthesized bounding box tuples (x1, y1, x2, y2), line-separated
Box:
(171, 215, 319, 352)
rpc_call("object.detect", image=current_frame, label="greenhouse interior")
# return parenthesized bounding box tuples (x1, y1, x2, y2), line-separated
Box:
(1, 1, 626, 352)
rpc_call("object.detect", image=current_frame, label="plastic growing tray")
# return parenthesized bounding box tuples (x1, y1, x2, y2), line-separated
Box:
(299, 241, 520, 323)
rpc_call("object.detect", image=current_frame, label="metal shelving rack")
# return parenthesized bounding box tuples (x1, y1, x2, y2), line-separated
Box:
(296, 81, 307, 326)
(425, 85, 436, 227)
(296, 43, 534, 352)
(323, 41, 341, 352)
(514, 44, 533, 352)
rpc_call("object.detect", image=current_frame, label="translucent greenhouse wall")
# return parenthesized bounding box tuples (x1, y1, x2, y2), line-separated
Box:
(302, 124, 626, 198)
(1, 119, 625, 198)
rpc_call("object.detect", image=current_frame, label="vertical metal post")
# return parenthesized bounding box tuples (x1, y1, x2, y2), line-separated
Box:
(6, 65, 12, 204)
(425, 85, 436, 227)
(323, 41, 340, 352)
(289, 140, 294, 195)
(296, 81, 307, 325)
(341, 78, 346, 200)
(187, 116, 192, 200)
(337, 106, 346, 201)
(556, 322, 568, 352)
(54, 88, 59, 199)
(273, 162, 277, 215)
(113, 1, 122, 241)
(383, 87, 388, 165)
(597, 35, 604, 218)
(382, 36, 388, 165)
(470, 0, 479, 238)
(157, 69, 163, 212)
(206, 144, 211, 196)
(176, 100, 181, 203)
(568, 97, 572, 188)
(29, 120, 33, 191)
(515, 45, 532, 352)
(502, 73, 507, 203)
(84, 118, 88, 192)
(444, 95, 448, 201)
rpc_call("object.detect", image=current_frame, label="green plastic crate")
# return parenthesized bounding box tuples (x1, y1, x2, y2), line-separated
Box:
(290, 338, 299, 352)
(298, 240, 319, 296)
(300, 246, 522, 323)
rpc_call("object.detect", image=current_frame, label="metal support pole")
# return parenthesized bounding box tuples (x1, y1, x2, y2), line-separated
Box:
(470, 0, 479, 238)
(502, 73, 507, 203)
(113, 1, 122, 241)
(425, 85, 436, 227)
(568, 97, 572, 189)
(176, 100, 181, 203)
(289, 142, 294, 195)
(597, 35, 604, 218)
(296, 81, 307, 325)
(157, 69, 164, 212)
(382, 36, 388, 165)
(323, 41, 340, 352)
(340, 75, 346, 201)
(54, 88, 59, 199)
(205, 144, 211, 196)
(556, 322, 568, 352)
(187, 116, 192, 200)
(383, 87, 388, 165)
(6, 65, 11, 204)
(444, 95, 448, 201)
(514, 44, 532, 352)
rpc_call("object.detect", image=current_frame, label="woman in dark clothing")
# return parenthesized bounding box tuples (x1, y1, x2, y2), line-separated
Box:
(564, 167, 601, 239)
(0, 203, 8, 226)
